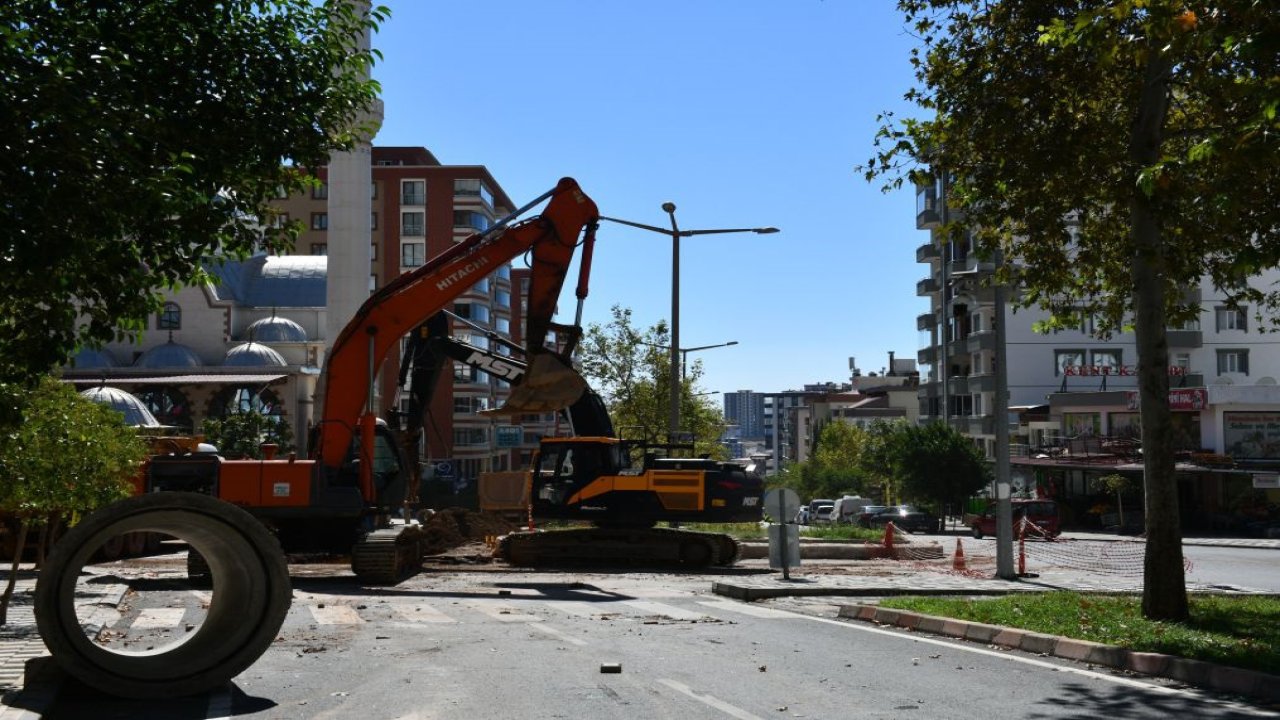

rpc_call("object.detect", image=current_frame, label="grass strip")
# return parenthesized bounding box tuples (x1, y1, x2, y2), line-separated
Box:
(878, 592, 1280, 675)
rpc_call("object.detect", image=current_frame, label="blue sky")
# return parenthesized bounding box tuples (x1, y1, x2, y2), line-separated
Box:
(371, 1, 925, 394)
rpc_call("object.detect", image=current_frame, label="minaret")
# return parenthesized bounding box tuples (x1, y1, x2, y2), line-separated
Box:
(325, 0, 383, 355)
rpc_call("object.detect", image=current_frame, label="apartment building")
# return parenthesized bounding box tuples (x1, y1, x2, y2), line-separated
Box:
(724, 390, 766, 439)
(913, 177, 1280, 531)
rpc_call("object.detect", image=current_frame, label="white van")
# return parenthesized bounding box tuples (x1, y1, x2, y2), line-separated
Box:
(832, 495, 873, 524)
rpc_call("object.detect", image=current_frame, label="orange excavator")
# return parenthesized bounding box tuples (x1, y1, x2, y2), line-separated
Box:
(143, 177, 600, 584)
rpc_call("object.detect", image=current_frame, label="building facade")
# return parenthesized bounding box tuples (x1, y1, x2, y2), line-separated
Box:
(724, 390, 766, 439)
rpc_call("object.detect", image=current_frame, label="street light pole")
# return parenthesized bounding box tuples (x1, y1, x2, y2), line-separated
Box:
(680, 341, 739, 381)
(600, 211, 777, 442)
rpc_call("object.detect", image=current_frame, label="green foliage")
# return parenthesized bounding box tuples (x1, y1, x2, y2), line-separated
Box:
(893, 422, 992, 513)
(863, 0, 1276, 621)
(577, 305, 726, 458)
(0, 1, 388, 386)
(0, 378, 146, 522)
(879, 592, 1280, 676)
(201, 412, 294, 460)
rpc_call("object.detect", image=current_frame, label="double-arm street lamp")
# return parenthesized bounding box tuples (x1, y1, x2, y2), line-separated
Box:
(602, 208, 776, 440)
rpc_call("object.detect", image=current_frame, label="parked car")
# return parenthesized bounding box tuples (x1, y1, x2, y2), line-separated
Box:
(813, 504, 836, 524)
(866, 505, 941, 534)
(855, 505, 889, 528)
(970, 499, 1061, 539)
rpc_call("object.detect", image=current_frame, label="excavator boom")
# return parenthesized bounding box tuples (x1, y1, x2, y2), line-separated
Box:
(314, 177, 598, 471)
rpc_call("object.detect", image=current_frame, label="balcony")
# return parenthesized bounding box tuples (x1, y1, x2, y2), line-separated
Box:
(965, 330, 996, 353)
(916, 186, 940, 229)
(1166, 329, 1203, 348)
(967, 416, 996, 436)
(967, 374, 995, 393)
(917, 346, 936, 365)
(916, 242, 940, 262)
(917, 277, 940, 296)
(917, 312, 937, 331)
(947, 376, 969, 395)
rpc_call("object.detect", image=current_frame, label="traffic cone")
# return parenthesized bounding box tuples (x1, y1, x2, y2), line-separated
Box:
(953, 538, 967, 571)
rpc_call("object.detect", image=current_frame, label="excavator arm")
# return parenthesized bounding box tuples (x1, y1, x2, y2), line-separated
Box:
(313, 178, 599, 482)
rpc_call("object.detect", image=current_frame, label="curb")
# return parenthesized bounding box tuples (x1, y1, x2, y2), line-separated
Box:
(738, 541, 944, 561)
(711, 582, 1022, 601)
(836, 603, 1280, 703)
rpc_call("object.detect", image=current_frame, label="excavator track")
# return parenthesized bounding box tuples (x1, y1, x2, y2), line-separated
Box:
(497, 527, 741, 569)
(351, 526, 424, 585)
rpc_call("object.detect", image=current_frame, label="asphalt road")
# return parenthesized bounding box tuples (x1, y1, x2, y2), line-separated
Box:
(13, 551, 1278, 720)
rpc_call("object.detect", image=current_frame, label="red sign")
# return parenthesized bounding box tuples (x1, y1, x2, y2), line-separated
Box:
(1063, 365, 1188, 377)
(1126, 388, 1207, 411)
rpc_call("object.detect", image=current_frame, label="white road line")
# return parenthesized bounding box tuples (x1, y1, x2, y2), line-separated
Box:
(130, 608, 187, 629)
(794, 610, 1279, 716)
(529, 622, 588, 646)
(389, 601, 457, 624)
(308, 604, 364, 625)
(657, 679, 766, 720)
(205, 684, 232, 720)
(697, 600, 796, 619)
(544, 601, 616, 618)
(623, 600, 709, 621)
(467, 600, 541, 622)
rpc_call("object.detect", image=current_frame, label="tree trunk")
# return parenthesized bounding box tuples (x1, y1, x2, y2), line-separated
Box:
(1130, 43, 1189, 622)
(0, 520, 30, 626)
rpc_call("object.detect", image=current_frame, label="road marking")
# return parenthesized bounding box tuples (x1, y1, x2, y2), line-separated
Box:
(130, 608, 187, 629)
(205, 684, 232, 720)
(308, 604, 364, 625)
(529, 622, 588, 646)
(467, 600, 541, 622)
(794, 610, 1279, 715)
(389, 601, 457, 623)
(622, 600, 709, 621)
(697, 600, 796, 619)
(657, 679, 765, 720)
(544, 600, 619, 618)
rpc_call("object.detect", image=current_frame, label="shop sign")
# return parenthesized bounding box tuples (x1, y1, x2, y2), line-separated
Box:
(1126, 387, 1208, 411)
(495, 425, 522, 448)
(1254, 473, 1280, 489)
(1224, 412, 1280, 460)
(1064, 365, 1189, 377)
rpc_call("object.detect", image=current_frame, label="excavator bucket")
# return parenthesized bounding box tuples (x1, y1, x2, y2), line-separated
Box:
(487, 351, 587, 415)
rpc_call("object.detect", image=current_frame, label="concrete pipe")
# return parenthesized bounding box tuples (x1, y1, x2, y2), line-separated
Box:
(35, 493, 291, 699)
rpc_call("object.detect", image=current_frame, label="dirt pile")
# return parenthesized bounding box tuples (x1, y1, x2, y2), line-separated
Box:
(419, 507, 517, 556)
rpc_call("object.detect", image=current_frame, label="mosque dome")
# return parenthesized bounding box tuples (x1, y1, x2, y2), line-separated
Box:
(135, 341, 203, 369)
(80, 386, 161, 428)
(245, 315, 308, 343)
(71, 348, 117, 369)
(224, 342, 287, 367)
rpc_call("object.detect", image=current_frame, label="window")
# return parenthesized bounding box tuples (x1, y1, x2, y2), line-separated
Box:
(310, 243, 327, 256)
(495, 317, 510, 334)
(452, 428, 487, 446)
(310, 212, 328, 230)
(401, 211, 424, 236)
(453, 211, 491, 232)
(401, 242, 425, 267)
(370, 242, 378, 261)
(495, 289, 511, 308)
(496, 264, 511, 280)
(1054, 350, 1085, 376)
(262, 211, 289, 229)
(401, 180, 425, 206)
(454, 178, 494, 206)
(453, 303, 490, 323)
(371, 212, 378, 230)
(1218, 349, 1250, 375)
(371, 181, 378, 199)
(1216, 306, 1247, 332)
(471, 277, 489, 295)
(1091, 349, 1122, 373)
(157, 302, 181, 330)
(311, 182, 328, 200)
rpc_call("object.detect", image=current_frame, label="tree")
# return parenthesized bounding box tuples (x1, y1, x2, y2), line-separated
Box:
(857, 420, 910, 504)
(892, 422, 992, 516)
(0, 378, 147, 624)
(577, 305, 726, 458)
(201, 412, 295, 460)
(865, 1, 1278, 620)
(0, 1, 387, 386)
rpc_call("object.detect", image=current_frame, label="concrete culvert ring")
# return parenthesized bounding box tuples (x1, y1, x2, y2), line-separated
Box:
(35, 493, 291, 699)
